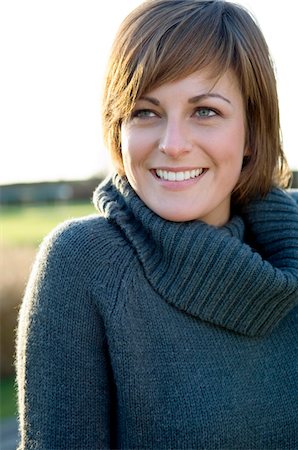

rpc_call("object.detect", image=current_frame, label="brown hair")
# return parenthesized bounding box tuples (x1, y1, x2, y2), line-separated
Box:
(102, 0, 291, 204)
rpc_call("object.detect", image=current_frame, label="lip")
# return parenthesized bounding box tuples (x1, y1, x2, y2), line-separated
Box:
(150, 167, 208, 190)
(152, 166, 204, 172)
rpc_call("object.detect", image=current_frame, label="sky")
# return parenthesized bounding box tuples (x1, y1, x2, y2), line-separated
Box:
(1, 0, 297, 185)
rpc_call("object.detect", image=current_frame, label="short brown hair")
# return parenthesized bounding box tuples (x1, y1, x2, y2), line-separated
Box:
(102, 0, 291, 204)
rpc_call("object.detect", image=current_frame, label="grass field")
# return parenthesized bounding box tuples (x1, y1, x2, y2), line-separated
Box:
(0, 377, 17, 419)
(1, 201, 96, 419)
(1, 201, 95, 247)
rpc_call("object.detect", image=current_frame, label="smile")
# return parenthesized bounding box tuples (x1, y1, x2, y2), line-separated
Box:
(155, 168, 204, 181)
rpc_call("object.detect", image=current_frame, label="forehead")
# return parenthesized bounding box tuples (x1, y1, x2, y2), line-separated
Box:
(141, 69, 243, 102)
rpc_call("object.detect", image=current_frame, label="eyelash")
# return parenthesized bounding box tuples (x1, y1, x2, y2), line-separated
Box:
(130, 107, 220, 120)
(131, 109, 156, 119)
(194, 107, 219, 118)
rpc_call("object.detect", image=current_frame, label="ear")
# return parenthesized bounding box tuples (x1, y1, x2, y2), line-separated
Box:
(241, 147, 252, 170)
(244, 146, 252, 157)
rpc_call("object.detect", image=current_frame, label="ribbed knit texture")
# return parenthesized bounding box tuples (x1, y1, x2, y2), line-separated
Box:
(96, 175, 298, 337)
(16, 175, 298, 449)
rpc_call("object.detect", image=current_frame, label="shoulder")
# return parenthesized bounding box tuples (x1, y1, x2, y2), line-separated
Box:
(288, 188, 298, 206)
(239, 187, 298, 266)
(241, 187, 298, 220)
(43, 213, 124, 252)
(34, 213, 132, 285)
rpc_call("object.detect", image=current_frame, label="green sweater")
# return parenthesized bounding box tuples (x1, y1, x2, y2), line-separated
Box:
(17, 175, 298, 449)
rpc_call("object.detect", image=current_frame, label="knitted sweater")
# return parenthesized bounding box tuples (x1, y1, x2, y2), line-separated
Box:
(17, 175, 298, 450)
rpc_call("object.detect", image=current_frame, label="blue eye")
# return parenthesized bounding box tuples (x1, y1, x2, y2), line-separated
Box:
(195, 108, 217, 118)
(131, 109, 156, 119)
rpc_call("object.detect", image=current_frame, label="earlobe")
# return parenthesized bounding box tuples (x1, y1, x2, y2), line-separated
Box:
(242, 150, 252, 170)
(244, 146, 252, 156)
(242, 147, 252, 168)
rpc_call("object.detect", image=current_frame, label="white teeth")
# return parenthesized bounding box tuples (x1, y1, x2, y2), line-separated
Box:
(156, 168, 204, 181)
(176, 171, 185, 181)
(168, 172, 176, 181)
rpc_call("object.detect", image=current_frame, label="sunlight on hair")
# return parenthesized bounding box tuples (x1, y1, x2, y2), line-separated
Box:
(0, 0, 296, 185)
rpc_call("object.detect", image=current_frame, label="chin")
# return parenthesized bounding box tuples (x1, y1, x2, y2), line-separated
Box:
(154, 208, 202, 223)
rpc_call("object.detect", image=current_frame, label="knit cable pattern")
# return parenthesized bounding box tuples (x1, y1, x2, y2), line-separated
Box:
(94, 175, 298, 336)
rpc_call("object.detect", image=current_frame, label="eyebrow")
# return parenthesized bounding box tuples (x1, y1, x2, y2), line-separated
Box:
(139, 93, 231, 106)
(139, 96, 160, 106)
(189, 93, 231, 104)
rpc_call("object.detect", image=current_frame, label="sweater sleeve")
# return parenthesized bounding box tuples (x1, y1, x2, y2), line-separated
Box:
(16, 221, 114, 450)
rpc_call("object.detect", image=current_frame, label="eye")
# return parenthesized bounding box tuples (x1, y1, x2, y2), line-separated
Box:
(131, 109, 157, 120)
(194, 107, 217, 118)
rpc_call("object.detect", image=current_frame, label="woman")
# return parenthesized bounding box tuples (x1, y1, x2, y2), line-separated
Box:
(17, 0, 298, 449)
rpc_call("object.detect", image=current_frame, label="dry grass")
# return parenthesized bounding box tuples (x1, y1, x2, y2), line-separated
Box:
(1, 201, 94, 378)
(0, 245, 37, 377)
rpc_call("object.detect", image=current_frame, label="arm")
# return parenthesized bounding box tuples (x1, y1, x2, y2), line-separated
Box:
(16, 221, 113, 449)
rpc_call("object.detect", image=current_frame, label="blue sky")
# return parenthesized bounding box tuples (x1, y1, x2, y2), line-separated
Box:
(1, 0, 297, 185)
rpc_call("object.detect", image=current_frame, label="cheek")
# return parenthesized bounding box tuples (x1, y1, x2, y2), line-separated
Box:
(121, 127, 145, 179)
(121, 126, 154, 164)
(121, 128, 134, 167)
(120, 126, 130, 156)
(212, 122, 246, 163)
(120, 128, 132, 178)
(121, 125, 141, 154)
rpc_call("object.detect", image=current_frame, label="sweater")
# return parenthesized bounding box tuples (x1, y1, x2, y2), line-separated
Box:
(17, 175, 298, 450)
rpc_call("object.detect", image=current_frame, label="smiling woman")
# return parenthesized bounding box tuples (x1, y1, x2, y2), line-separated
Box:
(1, 0, 296, 185)
(121, 70, 248, 224)
(16, 1, 298, 449)
(105, 0, 292, 199)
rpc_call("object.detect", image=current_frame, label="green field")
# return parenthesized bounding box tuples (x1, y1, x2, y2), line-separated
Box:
(0, 377, 17, 418)
(1, 201, 95, 246)
(1, 201, 96, 419)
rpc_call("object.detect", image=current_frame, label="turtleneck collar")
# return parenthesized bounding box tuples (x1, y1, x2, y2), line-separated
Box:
(94, 174, 298, 337)
(95, 173, 245, 237)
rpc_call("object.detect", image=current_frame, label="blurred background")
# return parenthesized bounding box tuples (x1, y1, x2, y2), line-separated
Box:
(1, 0, 297, 448)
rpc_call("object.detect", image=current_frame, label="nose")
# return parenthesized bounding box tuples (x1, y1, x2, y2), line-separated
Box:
(158, 120, 192, 157)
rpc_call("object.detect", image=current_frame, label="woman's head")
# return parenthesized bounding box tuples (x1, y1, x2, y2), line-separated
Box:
(102, 0, 290, 205)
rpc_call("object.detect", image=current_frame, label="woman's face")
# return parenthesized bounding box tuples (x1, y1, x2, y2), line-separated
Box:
(121, 69, 248, 226)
